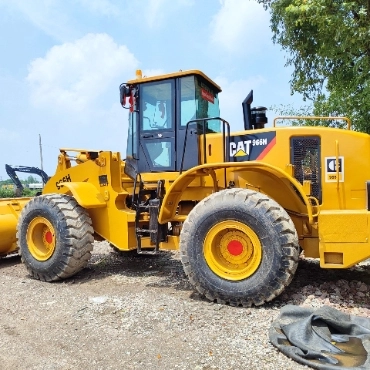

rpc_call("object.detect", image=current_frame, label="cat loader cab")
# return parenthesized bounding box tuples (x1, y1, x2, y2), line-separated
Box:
(120, 70, 223, 176)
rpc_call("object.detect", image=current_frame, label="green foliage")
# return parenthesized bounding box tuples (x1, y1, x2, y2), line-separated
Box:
(258, 0, 370, 132)
(22, 188, 38, 197)
(1, 179, 14, 185)
(0, 182, 38, 198)
(0, 188, 38, 198)
(0, 188, 37, 198)
(25, 175, 38, 184)
(271, 103, 349, 129)
(0, 188, 17, 198)
(270, 103, 314, 126)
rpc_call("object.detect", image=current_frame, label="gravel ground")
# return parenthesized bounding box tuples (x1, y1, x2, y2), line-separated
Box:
(1, 242, 370, 370)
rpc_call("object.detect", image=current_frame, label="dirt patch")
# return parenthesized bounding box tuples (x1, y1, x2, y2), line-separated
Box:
(1, 242, 370, 369)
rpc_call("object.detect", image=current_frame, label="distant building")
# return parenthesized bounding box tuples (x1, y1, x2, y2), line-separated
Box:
(27, 183, 44, 190)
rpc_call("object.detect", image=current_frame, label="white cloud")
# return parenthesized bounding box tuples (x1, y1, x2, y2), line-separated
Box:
(4, 0, 77, 41)
(215, 75, 267, 131)
(210, 0, 270, 53)
(144, 0, 168, 28)
(27, 33, 138, 111)
(139, 0, 194, 29)
(1, 0, 122, 42)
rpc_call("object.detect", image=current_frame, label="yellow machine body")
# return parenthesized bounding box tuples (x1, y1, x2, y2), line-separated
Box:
(2, 69, 370, 272)
(0, 198, 31, 255)
(34, 122, 370, 270)
(201, 126, 370, 268)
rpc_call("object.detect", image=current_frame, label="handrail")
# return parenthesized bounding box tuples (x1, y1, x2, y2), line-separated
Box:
(273, 116, 351, 130)
(180, 117, 230, 173)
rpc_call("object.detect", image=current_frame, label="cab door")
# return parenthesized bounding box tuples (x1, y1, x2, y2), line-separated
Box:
(138, 79, 176, 173)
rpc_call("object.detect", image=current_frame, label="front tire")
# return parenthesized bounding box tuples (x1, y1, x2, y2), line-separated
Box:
(180, 188, 299, 306)
(17, 194, 94, 281)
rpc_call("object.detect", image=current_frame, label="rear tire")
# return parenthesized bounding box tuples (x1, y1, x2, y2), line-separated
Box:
(17, 194, 94, 281)
(180, 188, 299, 307)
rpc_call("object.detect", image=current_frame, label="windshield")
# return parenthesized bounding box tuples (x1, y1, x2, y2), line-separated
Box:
(180, 76, 221, 133)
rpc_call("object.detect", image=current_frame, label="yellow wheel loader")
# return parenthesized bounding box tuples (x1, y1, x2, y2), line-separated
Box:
(1, 69, 369, 306)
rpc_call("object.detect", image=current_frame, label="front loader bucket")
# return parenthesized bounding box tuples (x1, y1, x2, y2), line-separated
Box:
(0, 198, 31, 256)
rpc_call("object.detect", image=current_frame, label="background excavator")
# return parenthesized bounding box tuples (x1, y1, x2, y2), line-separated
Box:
(5, 164, 49, 196)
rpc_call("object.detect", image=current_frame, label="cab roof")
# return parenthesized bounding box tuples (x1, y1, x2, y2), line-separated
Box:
(127, 69, 222, 93)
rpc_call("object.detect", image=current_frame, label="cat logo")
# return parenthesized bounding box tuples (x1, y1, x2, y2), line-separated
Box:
(230, 138, 268, 157)
(229, 133, 276, 162)
(325, 156, 344, 182)
(230, 140, 252, 157)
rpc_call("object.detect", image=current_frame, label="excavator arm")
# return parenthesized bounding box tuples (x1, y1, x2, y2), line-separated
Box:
(5, 164, 49, 195)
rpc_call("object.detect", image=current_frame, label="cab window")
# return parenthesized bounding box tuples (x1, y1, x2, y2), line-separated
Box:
(144, 140, 172, 167)
(126, 106, 138, 158)
(180, 76, 197, 126)
(141, 81, 174, 131)
(180, 76, 221, 133)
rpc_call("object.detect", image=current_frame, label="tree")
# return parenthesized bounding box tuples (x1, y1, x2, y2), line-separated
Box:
(271, 102, 350, 129)
(26, 175, 38, 184)
(258, 0, 370, 132)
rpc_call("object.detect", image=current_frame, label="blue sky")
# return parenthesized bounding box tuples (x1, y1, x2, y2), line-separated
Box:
(0, 0, 304, 180)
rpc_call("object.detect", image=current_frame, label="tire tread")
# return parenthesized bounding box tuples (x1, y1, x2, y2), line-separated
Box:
(180, 188, 299, 307)
(17, 194, 93, 282)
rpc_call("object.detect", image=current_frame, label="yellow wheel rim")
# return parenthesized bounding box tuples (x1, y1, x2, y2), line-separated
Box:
(204, 220, 262, 281)
(26, 217, 56, 261)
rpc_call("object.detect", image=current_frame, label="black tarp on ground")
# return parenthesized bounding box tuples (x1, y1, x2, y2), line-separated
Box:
(269, 305, 370, 369)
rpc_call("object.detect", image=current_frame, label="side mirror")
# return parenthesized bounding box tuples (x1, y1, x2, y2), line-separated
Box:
(119, 84, 130, 107)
